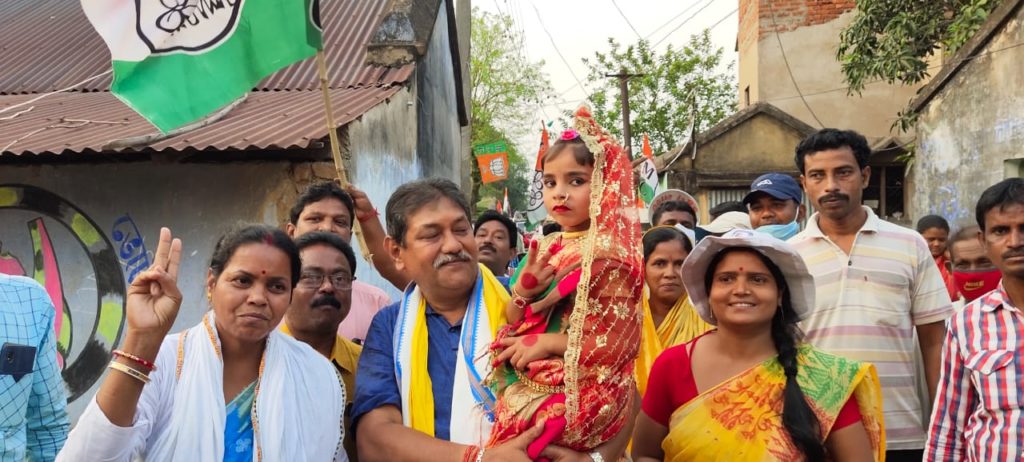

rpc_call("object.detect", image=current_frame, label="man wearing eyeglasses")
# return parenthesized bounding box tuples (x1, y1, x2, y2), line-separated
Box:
(280, 231, 362, 460)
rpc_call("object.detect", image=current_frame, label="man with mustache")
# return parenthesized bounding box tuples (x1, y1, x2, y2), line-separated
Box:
(286, 181, 395, 345)
(927, 178, 1024, 460)
(947, 225, 1000, 308)
(789, 129, 952, 462)
(280, 231, 362, 459)
(353, 178, 616, 462)
(474, 210, 518, 279)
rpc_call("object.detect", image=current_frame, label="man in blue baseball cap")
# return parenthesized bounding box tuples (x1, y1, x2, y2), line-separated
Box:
(743, 173, 805, 240)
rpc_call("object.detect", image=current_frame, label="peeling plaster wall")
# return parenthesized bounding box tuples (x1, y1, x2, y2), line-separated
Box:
(415, 6, 462, 181)
(346, 88, 419, 300)
(0, 85, 445, 421)
(911, 13, 1024, 228)
(0, 161, 304, 421)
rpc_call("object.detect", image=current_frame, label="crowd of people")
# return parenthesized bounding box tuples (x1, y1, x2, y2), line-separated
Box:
(2, 106, 1023, 462)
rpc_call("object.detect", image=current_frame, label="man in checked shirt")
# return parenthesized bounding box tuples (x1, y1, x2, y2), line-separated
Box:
(0, 274, 69, 461)
(926, 177, 1024, 461)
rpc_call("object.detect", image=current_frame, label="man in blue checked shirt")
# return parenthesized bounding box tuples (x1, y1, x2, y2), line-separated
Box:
(0, 274, 69, 461)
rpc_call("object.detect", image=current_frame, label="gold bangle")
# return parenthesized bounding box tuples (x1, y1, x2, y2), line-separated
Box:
(108, 360, 151, 384)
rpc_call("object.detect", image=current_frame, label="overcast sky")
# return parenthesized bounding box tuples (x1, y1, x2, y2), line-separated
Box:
(474, 0, 740, 157)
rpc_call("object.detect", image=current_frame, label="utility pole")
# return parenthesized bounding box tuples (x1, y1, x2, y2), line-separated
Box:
(605, 68, 644, 157)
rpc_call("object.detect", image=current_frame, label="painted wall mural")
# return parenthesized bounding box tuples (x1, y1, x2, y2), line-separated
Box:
(0, 184, 126, 403)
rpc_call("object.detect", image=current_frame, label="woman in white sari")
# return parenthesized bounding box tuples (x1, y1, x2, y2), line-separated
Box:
(58, 225, 345, 461)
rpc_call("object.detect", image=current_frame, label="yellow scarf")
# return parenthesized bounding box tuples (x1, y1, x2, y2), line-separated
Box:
(636, 288, 712, 396)
(405, 264, 509, 440)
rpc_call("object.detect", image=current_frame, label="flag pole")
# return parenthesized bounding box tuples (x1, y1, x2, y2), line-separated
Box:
(316, 50, 374, 267)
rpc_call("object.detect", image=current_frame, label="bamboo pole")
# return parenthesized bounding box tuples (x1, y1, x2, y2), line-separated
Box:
(316, 50, 374, 267)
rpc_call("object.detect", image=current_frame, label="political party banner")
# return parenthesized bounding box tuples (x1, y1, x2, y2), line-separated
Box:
(81, 0, 322, 132)
(638, 133, 659, 205)
(474, 141, 510, 184)
(526, 123, 550, 230)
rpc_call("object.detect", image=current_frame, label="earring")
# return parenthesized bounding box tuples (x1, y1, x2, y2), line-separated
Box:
(206, 291, 212, 302)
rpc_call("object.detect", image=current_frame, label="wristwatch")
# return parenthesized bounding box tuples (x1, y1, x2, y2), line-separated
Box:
(588, 451, 604, 462)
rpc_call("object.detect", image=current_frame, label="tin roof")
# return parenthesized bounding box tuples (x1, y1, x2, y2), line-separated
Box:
(0, 0, 416, 156)
(0, 87, 404, 155)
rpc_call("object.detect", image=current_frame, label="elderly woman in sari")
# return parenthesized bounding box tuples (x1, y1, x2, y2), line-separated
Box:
(635, 225, 712, 396)
(632, 229, 885, 462)
(58, 225, 345, 461)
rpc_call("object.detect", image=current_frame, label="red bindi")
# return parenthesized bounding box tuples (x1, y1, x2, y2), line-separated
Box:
(738, 267, 744, 272)
(522, 334, 538, 346)
(261, 270, 266, 275)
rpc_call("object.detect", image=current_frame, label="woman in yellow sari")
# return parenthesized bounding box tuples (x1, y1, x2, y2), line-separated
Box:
(636, 226, 713, 396)
(632, 229, 885, 462)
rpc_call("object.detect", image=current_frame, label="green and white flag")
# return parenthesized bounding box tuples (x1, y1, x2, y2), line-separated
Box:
(82, 0, 322, 132)
(638, 133, 659, 205)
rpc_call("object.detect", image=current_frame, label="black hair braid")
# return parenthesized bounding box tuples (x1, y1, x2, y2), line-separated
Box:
(770, 311, 827, 461)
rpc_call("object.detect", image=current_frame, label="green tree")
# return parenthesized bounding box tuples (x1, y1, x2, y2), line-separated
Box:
(838, 0, 1000, 131)
(582, 30, 736, 155)
(470, 8, 551, 214)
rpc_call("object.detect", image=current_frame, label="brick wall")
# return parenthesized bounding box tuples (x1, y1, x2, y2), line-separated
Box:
(739, 0, 857, 44)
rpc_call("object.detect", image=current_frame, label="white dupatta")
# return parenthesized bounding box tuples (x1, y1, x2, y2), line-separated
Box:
(146, 311, 346, 461)
(393, 265, 507, 445)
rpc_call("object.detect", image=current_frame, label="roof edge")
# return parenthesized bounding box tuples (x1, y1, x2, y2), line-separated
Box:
(366, 0, 443, 67)
(910, 0, 1024, 113)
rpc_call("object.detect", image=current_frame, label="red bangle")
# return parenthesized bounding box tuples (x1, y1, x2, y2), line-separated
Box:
(356, 208, 379, 223)
(461, 445, 481, 462)
(113, 350, 157, 371)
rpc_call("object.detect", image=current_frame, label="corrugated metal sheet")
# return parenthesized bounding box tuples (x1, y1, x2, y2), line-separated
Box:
(258, 0, 415, 90)
(0, 0, 413, 94)
(0, 86, 404, 156)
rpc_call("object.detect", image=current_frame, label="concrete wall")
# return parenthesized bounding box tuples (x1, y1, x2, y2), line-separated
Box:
(694, 114, 804, 175)
(738, 1, 926, 139)
(345, 88, 419, 301)
(0, 162, 301, 420)
(0, 129, 420, 420)
(911, 12, 1024, 228)
(415, 5, 462, 181)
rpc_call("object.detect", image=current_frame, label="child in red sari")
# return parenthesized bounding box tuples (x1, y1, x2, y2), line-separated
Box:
(487, 107, 642, 461)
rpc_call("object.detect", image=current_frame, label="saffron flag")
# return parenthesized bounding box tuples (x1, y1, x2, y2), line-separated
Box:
(474, 141, 510, 184)
(526, 123, 549, 230)
(81, 0, 322, 132)
(638, 133, 659, 205)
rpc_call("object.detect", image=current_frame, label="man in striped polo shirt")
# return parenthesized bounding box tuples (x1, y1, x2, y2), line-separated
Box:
(789, 129, 952, 461)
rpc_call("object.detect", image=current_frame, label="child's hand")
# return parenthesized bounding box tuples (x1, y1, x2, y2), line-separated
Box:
(529, 266, 582, 313)
(514, 240, 556, 300)
(493, 334, 557, 370)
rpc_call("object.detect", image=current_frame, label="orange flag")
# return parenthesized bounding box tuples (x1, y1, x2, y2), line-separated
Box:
(474, 141, 509, 184)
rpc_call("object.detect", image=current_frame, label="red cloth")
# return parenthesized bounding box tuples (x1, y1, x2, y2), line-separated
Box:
(641, 335, 861, 431)
(935, 255, 958, 301)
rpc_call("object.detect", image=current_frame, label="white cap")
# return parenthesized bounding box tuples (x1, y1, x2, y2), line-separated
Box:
(700, 211, 752, 234)
(681, 229, 815, 325)
(649, 189, 699, 224)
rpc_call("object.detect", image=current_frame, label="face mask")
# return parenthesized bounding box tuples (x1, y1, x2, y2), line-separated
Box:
(756, 220, 800, 241)
(953, 269, 1001, 302)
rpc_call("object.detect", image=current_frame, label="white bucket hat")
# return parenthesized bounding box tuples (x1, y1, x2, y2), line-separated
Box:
(700, 211, 751, 234)
(681, 229, 815, 325)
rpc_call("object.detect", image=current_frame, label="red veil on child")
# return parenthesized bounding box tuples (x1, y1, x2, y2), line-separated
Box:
(488, 106, 643, 455)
